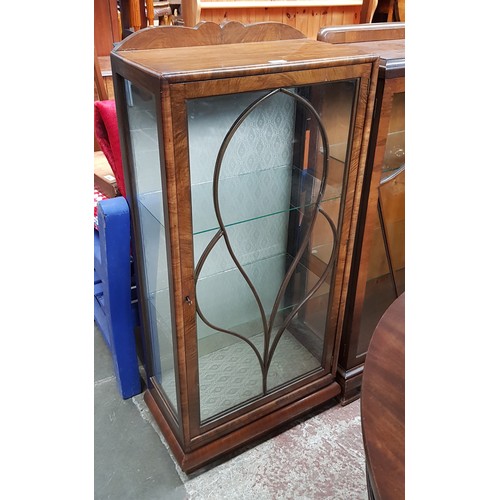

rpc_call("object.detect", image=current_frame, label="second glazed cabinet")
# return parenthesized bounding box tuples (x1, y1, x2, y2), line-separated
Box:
(111, 21, 379, 472)
(318, 22, 405, 404)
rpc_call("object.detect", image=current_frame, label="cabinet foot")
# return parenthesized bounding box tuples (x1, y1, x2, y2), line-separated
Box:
(336, 365, 364, 405)
(145, 382, 341, 474)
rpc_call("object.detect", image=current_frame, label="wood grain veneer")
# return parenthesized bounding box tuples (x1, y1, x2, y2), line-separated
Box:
(113, 38, 379, 83)
(146, 380, 341, 473)
(318, 22, 405, 405)
(361, 293, 404, 500)
(111, 21, 380, 473)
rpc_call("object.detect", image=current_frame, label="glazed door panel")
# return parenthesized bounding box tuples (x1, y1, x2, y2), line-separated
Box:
(182, 81, 358, 423)
(353, 83, 405, 360)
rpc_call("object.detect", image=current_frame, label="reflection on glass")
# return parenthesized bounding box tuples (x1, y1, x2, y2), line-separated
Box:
(187, 82, 356, 422)
(357, 91, 405, 355)
(382, 92, 405, 178)
(125, 80, 178, 415)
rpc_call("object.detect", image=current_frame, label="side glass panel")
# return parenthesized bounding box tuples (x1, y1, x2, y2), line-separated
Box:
(357, 90, 405, 355)
(124, 80, 178, 415)
(187, 81, 356, 422)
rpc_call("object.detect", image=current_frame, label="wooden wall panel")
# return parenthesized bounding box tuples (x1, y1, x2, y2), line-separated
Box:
(342, 5, 360, 24)
(95, 0, 121, 56)
(199, 5, 361, 39)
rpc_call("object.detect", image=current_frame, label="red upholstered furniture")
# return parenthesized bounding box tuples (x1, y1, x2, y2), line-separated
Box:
(94, 99, 141, 399)
(94, 99, 127, 197)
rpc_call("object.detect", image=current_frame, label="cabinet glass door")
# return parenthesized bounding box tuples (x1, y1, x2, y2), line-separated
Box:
(187, 82, 357, 422)
(357, 90, 405, 355)
(123, 80, 179, 416)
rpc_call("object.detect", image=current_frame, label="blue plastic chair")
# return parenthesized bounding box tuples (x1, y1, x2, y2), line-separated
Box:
(94, 196, 141, 399)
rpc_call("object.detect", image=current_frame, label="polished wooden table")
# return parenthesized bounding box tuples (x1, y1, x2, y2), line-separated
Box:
(361, 293, 405, 500)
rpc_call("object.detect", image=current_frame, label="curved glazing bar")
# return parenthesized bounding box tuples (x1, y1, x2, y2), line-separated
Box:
(194, 87, 338, 404)
(378, 163, 405, 297)
(194, 227, 266, 373)
(265, 208, 338, 374)
(380, 163, 405, 185)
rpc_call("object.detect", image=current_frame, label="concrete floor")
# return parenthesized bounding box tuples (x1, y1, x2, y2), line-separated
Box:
(94, 322, 368, 499)
(94, 323, 186, 499)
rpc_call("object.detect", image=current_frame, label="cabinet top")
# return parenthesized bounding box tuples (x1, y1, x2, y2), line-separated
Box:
(317, 23, 405, 68)
(330, 39, 404, 63)
(111, 23, 379, 84)
(112, 38, 378, 83)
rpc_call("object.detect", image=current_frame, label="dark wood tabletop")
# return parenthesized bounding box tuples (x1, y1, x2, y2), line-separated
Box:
(361, 293, 405, 500)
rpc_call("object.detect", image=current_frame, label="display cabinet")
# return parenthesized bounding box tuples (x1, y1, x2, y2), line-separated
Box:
(318, 22, 405, 404)
(111, 21, 379, 472)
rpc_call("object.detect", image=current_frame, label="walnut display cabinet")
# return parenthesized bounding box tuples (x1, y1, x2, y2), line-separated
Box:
(318, 23, 405, 404)
(111, 21, 379, 472)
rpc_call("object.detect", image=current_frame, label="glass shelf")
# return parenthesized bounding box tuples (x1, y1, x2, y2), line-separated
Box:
(137, 163, 342, 236)
(150, 249, 330, 339)
(149, 247, 330, 422)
